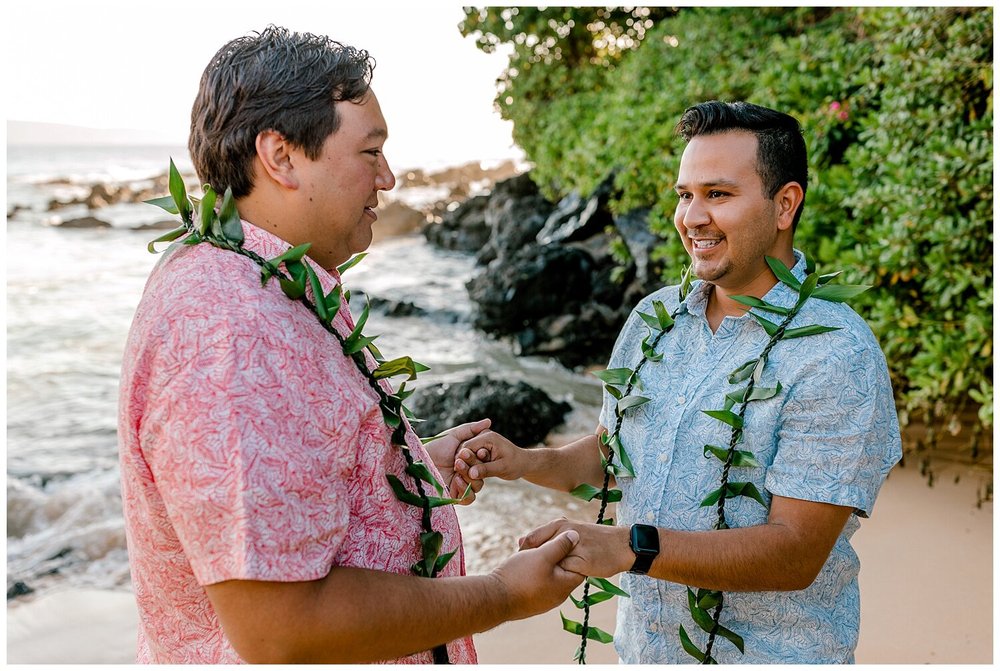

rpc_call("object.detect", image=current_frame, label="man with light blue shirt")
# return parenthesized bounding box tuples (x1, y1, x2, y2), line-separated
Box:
(457, 101, 901, 663)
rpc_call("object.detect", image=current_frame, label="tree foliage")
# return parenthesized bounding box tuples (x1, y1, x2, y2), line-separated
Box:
(461, 7, 993, 468)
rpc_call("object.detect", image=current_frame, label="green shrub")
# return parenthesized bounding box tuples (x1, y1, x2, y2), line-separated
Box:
(461, 7, 993, 471)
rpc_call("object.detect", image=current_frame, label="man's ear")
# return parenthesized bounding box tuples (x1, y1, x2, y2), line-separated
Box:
(254, 130, 299, 190)
(774, 181, 804, 232)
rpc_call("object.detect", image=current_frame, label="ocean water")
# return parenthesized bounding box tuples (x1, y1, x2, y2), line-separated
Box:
(5, 145, 604, 597)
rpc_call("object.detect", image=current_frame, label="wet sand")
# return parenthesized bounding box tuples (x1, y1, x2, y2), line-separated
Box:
(6, 463, 992, 664)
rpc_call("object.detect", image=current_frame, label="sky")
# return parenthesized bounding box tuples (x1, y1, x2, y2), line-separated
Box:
(4, 1, 520, 170)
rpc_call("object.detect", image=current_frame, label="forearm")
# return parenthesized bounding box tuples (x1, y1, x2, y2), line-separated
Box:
(645, 524, 827, 592)
(521, 433, 608, 492)
(208, 567, 511, 663)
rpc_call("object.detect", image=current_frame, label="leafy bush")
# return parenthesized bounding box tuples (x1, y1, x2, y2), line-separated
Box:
(461, 7, 993, 471)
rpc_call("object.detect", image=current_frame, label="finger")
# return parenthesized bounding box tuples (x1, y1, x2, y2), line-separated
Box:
(447, 418, 492, 442)
(467, 459, 505, 481)
(535, 529, 581, 564)
(518, 518, 568, 550)
(469, 477, 485, 493)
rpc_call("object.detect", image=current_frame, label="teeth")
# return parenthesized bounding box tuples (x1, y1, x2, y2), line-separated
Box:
(692, 238, 721, 249)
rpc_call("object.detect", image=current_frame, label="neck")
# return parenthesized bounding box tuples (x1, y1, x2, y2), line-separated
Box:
(706, 249, 796, 331)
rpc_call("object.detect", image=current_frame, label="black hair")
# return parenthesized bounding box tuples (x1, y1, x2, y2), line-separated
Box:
(676, 101, 808, 229)
(189, 25, 375, 198)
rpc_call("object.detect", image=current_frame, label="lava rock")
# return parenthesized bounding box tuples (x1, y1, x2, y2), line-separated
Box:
(423, 194, 490, 252)
(535, 173, 616, 245)
(7, 580, 34, 600)
(476, 172, 555, 266)
(408, 374, 571, 447)
(54, 216, 112, 228)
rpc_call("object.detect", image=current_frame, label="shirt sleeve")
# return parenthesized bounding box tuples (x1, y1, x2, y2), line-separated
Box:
(765, 330, 902, 517)
(139, 316, 369, 586)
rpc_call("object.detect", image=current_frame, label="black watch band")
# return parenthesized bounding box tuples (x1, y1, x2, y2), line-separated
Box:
(628, 523, 660, 575)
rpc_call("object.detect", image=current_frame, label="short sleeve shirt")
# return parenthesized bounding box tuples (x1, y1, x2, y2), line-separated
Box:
(599, 250, 901, 664)
(118, 221, 476, 664)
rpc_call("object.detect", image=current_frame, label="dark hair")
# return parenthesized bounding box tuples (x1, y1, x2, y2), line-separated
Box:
(189, 25, 375, 198)
(676, 101, 808, 229)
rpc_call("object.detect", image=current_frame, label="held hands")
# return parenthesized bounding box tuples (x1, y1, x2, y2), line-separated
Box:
(423, 418, 492, 504)
(519, 518, 634, 579)
(453, 430, 529, 483)
(490, 529, 586, 620)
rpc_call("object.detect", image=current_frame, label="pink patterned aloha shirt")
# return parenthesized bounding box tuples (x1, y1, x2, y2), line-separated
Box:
(118, 221, 476, 664)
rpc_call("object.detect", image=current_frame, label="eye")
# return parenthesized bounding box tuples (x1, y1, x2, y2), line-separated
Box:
(708, 190, 728, 198)
(676, 191, 692, 201)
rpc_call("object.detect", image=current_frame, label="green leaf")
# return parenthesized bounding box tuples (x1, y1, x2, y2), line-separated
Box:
(561, 612, 585, 634)
(726, 382, 783, 405)
(586, 576, 629, 597)
(598, 517, 615, 525)
(569, 483, 622, 503)
(167, 158, 191, 220)
(751, 312, 780, 337)
(217, 187, 244, 244)
(730, 294, 791, 315)
(405, 461, 444, 496)
(700, 485, 726, 507)
(583, 625, 614, 644)
(714, 621, 746, 654)
(278, 277, 306, 299)
(604, 383, 623, 400)
(570, 590, 616, 608)
(385, 474, 423, 507)
(269, 242, 312, 267)
(373, 356, 431, 381)
(638, 310, 662, 330)
(766, 256, 800, 290)
(678, 264, 694, 301)
(146, 225, 189, 253)
(811, 284, 871, 302)
(593, 367, 633, 386)
(434, 548, 457, 574)
(617, 395, 651, 413)
(728, 359, 757, 384)
(653, 299, 674, 329)
(197, 185, 217, 235)
(797, 272, 819, 305)
(781, 324, 841, 340)
(687, 587, 716, 634)
(641, 335, 664, 362)
(610, 434, 636, 478)
(817, 270, 842, 285)
(304, 264, 329, 322)
(337, 252, 368, 275)
(730, 481, 768, 507)
(696, 588, 722, 610)
(144, 194, 180, 214)
(381, 403, 402, 429)
(345, 334, 379, 355)
(702, 409, 743, 429)
(702, 445, 761, 468)
(679, 625, 707, 663)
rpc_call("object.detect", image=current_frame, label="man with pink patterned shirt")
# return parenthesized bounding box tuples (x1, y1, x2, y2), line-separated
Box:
(118, 25, 583, 664)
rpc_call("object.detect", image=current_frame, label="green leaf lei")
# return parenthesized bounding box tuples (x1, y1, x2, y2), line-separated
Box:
(146, 160, 464, 664)
(567, 255, 870, 663)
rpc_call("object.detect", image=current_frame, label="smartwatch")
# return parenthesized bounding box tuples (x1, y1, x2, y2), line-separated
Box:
(628, 523, 660, 575)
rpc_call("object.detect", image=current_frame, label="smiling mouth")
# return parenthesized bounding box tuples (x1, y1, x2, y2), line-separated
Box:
(363, 206, 378, 221)
(690, 237, 723, 250)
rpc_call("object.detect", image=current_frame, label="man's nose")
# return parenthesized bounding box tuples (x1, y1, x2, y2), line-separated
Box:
(376, 156, 396, 191)
(681, 196, 710, 228)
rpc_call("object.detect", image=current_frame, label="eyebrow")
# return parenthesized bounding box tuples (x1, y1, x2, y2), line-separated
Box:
(364, 127, 388, 141)
(674, 178, 741, 191)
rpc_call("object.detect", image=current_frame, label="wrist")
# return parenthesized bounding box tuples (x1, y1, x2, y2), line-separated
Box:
(626, 523, 661, 575)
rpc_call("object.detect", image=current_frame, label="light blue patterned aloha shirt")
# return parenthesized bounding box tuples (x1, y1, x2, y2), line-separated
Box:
(599, 250, 902, 664)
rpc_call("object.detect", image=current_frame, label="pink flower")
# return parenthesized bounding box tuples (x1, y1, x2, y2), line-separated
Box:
(829, 101, 841, 111)
(838, 110, 849, 121)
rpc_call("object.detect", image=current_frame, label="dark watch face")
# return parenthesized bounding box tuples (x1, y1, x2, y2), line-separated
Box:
(631, 524, 659, 553)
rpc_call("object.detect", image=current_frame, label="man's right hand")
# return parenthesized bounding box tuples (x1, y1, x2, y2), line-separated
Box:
(489, 528, 584, 621)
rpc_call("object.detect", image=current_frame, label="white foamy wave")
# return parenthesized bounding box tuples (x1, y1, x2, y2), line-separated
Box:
(7, 471, 129, 594)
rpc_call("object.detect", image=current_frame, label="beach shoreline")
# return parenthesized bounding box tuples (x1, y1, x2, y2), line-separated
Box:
(7, 463, 991, 664)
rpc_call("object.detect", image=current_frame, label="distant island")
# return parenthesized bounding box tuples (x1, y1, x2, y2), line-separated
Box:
(7, 120, 185, 146)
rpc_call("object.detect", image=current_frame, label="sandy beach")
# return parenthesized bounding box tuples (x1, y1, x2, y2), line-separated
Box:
(6, 462, 992, 664)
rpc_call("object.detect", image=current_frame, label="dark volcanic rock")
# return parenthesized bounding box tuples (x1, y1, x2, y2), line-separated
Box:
(535, 173, 616, 245)
(513, 302, 623, 368)
(467, 244, 595, 334)
(55, 216, 112, 229)
(7, 580, 34, 600)
(476, 173, 554, 266)
(408, 374, 571, 446)
(423, 194, 490, 252)
(613, 207, 664, 293)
